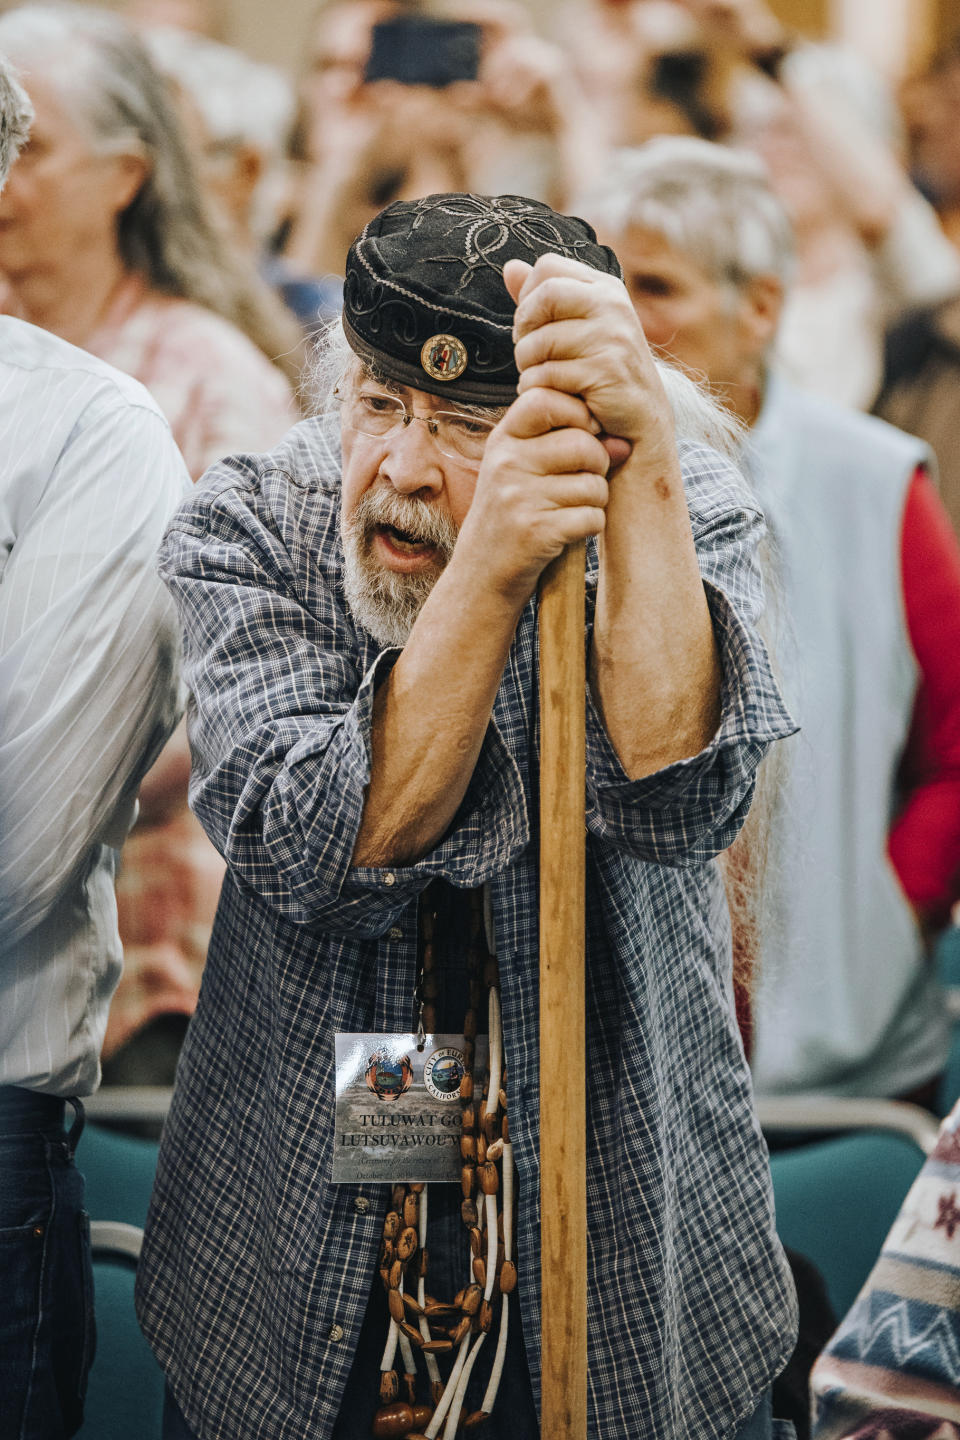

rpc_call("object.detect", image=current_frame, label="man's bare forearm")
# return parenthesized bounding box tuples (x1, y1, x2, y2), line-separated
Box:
(591, 448, 721, 779)
(350, 555, 525, 869)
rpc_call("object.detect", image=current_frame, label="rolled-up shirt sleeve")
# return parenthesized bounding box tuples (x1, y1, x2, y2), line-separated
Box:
(160, 471, 530, 934)
(585, 443, 797, 866)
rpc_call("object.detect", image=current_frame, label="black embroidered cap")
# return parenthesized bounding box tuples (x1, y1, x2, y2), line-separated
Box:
(342, 193, 623, 405)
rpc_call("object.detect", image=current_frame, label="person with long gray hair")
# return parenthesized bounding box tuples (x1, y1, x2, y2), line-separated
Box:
(0, 3, 300, 480)
(583, 136, 960, 1109)
(0, 41, 189, 1439)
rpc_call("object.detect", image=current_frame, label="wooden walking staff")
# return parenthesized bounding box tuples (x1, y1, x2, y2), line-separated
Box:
(538, 539, 588, 1438)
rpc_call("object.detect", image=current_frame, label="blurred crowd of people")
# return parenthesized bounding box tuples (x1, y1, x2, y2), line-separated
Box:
(5, 0, 960, 1436)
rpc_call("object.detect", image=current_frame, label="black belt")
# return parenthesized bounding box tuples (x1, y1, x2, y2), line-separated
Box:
(0, 1085, 67, 1130)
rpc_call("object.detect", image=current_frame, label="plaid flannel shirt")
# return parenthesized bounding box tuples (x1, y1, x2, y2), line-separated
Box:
(136, 415, 798, 1439)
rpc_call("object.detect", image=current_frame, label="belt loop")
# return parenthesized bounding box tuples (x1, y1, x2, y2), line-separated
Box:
(65, 1097, 85, 1157)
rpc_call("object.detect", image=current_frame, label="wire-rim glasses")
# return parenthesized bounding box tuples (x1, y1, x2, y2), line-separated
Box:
(334, 382, 496, 466)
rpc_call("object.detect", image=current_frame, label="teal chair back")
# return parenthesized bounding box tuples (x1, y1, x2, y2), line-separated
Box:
(80, 1122, 160, 1227)
(75, 1224, 165, 1440)
(769, 1129, 928, 1318)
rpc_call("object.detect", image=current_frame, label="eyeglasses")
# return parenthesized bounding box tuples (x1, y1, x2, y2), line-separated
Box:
(334, 384, 496, 466)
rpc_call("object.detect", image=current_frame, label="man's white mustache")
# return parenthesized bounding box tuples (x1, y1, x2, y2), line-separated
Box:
(349, 488, 458, 558)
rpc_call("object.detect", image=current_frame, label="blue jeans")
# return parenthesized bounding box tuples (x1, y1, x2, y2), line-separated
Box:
(0, 1088, 94, 1440)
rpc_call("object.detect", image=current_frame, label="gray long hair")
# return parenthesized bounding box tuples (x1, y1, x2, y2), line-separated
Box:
(0, 4, 301, 382)
(0, 50, 31, 190)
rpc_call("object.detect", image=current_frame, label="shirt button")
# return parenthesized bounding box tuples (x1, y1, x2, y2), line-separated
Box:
(354, 1195, 371, 1215)
(328, 1323, 345, 1343)
(389, 926, 403, 940)
(384, 873, 396, 887)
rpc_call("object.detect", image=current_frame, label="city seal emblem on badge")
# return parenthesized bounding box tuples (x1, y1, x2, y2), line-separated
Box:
(420, 333, 468, 383)
(423, 1046, 466, 1102)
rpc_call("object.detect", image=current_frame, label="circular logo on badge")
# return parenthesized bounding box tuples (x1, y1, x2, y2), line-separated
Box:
(423, 1046, 466, 1102)
(365, 1050, 414, 1102)
(420, 333, 468, 383)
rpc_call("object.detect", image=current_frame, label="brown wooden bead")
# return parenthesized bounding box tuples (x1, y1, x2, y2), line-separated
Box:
(464, 1410, 490, 1431)
(399, 1321, 424, 1349)
(463, 1040, 475, 1067)
(451, 1316, 472, 1345)
(379, 1370, 399, 1404)
(469, 1226, 483, 1258)
(410, 1183, 425, 1194)
(502, 1114, 509, 1143)
(382, 1212, 401, 1242)
(391, 1186, 406, 1212)
(411, 1405, 433, 1428)
(389, 1259, 403, 1289)
(476, 1133, 487, 1165)
(387, 1289, 405, 1324)
(460, 1133, 476, 1162)
(401, 1290, 424, 1317)
(379, 1266, 391, 1290)
(498, 1088, 508, 1111)
(472, 1256, 486, 1287)
(454, 1287, 466, 1309)
(482, 1112, 498, 1144)
(461, 1282, 483, 1316)
(403, 1374, 416, 1405)
(479, 1300, 494, 1334)
(418, 1247, 428, 1278)
(424, 1301, 458, 1320)
(403, 1193, 419, 1228)
(459, 1073, 473, 1101)
(486, 1137, 504, 1163)
(461, 1163, 475, 1200)
(431, 1380, 445, 1407)
(422, 971, 439, 1000)
(421, 1002, 437, 1032)
(479, 1162, 499, 1195)
(396, 1227, 418, 1262)
(461, 1198, 478, 1227)
(380, 1240, 395, 1267)
(371, 1401, 414, 1439)
(498, 1260, 517, 1294)
(421, 1338, 454, 1353)
(460, 1103, 475, 1132)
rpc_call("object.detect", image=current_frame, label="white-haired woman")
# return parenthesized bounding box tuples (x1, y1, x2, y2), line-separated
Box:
(0, 3, 301, 480)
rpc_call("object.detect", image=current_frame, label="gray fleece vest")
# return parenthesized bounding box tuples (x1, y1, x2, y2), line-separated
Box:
(747, 373, 951, 1098)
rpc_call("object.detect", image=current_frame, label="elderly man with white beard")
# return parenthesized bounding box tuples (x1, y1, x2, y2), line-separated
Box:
(136, 193, 800, 1440)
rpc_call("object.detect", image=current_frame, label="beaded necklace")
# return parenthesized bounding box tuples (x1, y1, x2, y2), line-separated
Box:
(371, 888, 516, 1440)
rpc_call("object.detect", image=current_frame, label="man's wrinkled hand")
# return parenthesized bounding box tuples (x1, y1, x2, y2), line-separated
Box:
(504, 254, 674, 465)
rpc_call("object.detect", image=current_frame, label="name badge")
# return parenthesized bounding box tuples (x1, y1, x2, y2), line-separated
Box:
(333, 1032, 487, 1184)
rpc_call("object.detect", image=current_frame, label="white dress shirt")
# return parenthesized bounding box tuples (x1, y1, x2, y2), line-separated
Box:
(0, 317, 189, 1096)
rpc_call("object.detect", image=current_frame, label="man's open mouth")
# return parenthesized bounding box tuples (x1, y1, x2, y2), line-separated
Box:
(374, 523, 437, 556)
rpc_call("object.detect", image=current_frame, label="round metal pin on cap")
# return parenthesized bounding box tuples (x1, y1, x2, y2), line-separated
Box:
(420, 333, 469, 383)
